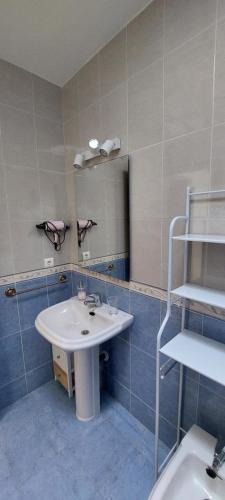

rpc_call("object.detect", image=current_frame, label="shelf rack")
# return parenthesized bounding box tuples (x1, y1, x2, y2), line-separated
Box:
(155, 187, 225, 480)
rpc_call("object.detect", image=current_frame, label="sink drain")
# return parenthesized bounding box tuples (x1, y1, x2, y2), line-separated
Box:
(206, 467, 217, 479)
(81, 329, 90, 335)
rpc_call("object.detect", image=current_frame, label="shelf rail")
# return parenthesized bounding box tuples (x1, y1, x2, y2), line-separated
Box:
(5, 273, 68, 298)
(154, 186, 191, 481)
(154, 185, 225, 481)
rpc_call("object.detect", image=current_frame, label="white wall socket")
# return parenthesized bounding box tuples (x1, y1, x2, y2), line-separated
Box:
(82, 251, 90, 261)
(44, 257, 54, 268)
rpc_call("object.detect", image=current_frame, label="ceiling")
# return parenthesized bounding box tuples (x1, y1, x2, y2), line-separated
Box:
(0, 0, 151, 87)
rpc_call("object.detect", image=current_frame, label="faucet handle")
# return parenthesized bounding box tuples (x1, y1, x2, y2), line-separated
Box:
(215, 438, 225, 455)
(90, 293, 102, 306)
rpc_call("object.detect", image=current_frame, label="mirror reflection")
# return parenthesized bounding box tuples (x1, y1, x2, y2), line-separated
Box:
(75, 155, 129, 281)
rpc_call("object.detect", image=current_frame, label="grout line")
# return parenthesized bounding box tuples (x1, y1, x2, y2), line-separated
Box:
(0, 374, 27, 391)
(0, 360, 53, 393)
(163, 21, 217, 59)
(0, 99, 62, 125)
(26, 359, 53, 376)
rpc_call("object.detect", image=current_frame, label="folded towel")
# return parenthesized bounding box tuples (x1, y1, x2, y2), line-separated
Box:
(47, 220, 65, 231)
(77, 219, 92, 229)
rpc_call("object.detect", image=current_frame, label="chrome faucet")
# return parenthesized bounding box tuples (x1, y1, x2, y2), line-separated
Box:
(84, 293, 102, 308)
(212, 439, 225, 475)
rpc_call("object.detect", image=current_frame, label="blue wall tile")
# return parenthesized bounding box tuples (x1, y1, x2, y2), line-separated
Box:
(198, 385, 225, 441)
(2, 267, 225, 450)
(105, 282, 130, 312)
(0, 377, 27, 410)
(185, 310, 203, 334)
(130, 292, 160, 357)
(131, 346, 155, 408)
(87, 277, 107, 302)
(119, 328, 130, 343)
(0, 334, 25, 387)
(17, 278, 48, 331)
(160, 303, 181, 347)
(72, 272, 87, 296)
(182, 372, 198, 431)
(89, 258, 128, 281)
(130, 394, 155, 435)
(159, 416, 177, 450)
(22, 327, 52, 372)
(105, 375, 130, 411)
(203, 315, 225, 343)
(0, 285, 20, 338)
(27, 362, 53, 393)
(106, 337, 130, 388)
(47, 271, 72, 306)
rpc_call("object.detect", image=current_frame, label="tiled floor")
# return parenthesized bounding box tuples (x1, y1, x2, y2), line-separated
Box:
(0, 381, 168, 500)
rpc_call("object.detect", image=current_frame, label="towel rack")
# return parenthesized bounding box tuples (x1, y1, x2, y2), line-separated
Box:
(5, 273, 68, 298)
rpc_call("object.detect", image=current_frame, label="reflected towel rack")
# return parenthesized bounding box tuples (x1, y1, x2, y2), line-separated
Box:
(5, 273, 67, 298)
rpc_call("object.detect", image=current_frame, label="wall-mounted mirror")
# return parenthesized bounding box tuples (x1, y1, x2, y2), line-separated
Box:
(75, 155, 129, 282)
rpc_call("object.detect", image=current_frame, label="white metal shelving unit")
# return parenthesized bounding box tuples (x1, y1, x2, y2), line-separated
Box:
(155, 187, 225, 480)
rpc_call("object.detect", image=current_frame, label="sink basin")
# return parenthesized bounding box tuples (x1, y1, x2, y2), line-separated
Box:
(35, 297, 133, 352)
(149, 425, 225, 500)
(35, 297, 133, 422)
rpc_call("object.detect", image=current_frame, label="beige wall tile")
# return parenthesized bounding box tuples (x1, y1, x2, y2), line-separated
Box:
(0, 59, 69, 276)
(128, 58, 163, 150)
(130, 144, 163, 220)
(105, 178, 128, 220)
(131, 217, 161, 287)
(62, 75, 78, 122)
(63, 114, 80, 172)
(218, 0, 225, 20)
(127, 0, 163, 77)
(1, 104, 36, 167)
(165, 0, 216, 53)
(82, 219, 108, 260)
(163, 129, 211, 218)
(77, 56, 100, 112)
(36, 116, 65, 173)
(79, 102, 101, 150)
(203, 243, 225, 290)
(11, 221, 44, 273)
(164, 28, 214, 139)
(0, 59, 33, 112)
(106, 217, 128, 255)
(100, 83, 128, 156)
(0, 165, 8, 222)
(33, 75, 62, 122)
(214, 20, 225, 124)
(0, 222, 14, 276)
(210, 123, 225, 218)
(161, 218, 185, 289)
(211, 123, 225, 189)
(99, 30, 126, 97)
(42, 226, 73, 266)
(39, 171, 69, 220)
(5, 165, 42, 221)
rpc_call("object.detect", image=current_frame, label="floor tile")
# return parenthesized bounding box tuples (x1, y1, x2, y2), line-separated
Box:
(0, 381, 168, 500)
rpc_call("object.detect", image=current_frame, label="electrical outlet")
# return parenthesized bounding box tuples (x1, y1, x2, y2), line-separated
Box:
(44, 257, 54, 268)
(82, 251, 90, 261)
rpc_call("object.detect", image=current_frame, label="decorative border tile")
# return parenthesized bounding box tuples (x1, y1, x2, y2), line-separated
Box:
(0, 264, 71, 286)
(1, 262, 225, 321)
(79, 252, 128, 267)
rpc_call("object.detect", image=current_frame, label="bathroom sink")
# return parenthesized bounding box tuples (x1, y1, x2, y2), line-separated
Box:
(35, 296, 133, 352)
(149, 426, 225, 500)
(35, 296, 133, 422)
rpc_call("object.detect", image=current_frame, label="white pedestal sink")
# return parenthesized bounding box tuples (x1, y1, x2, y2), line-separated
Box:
(35, 297, 133, 421)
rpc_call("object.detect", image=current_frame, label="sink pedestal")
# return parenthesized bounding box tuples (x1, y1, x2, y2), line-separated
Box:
(74, 346, 100, 421)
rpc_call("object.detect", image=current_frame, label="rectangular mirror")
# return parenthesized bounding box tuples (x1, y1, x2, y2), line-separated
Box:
(75, 155, 129, 281)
